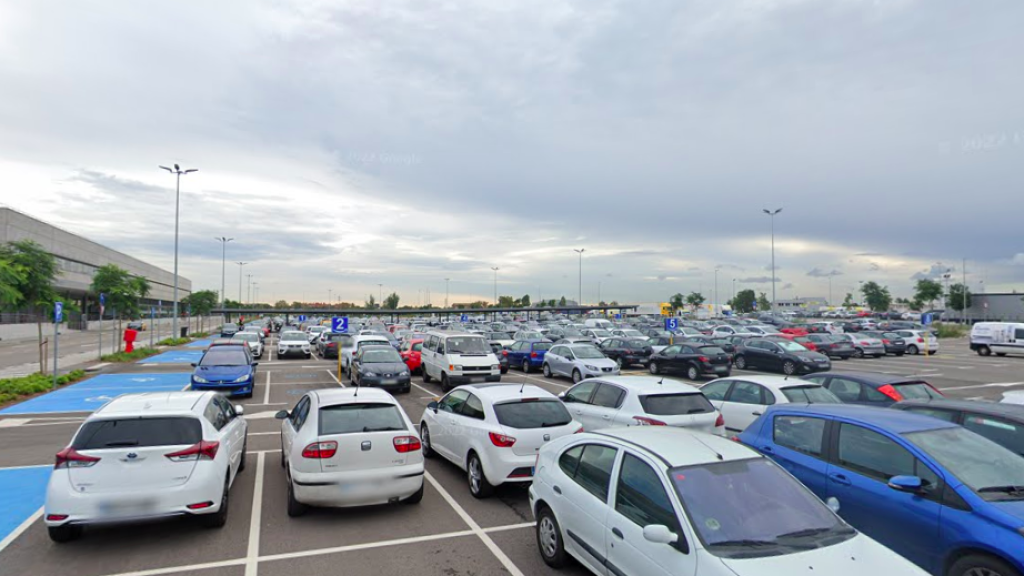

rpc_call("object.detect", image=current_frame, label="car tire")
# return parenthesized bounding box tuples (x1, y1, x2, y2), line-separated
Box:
(854, 348, 864, 358)
(404, 482, 424, 505)
(907, 344, 919, 355)
(467, 452, 495, 499)
(687, 365, 700, 380)
(201, 475, 230, 528)
(422, 370, 432, 384)
(734, 355, 747, 369)
(572, 369, 583, 383)
(948, 554, 1020, 576)
(47, 524, 82, 543)
(420, 424, 436, 459)
(649, 362, 659, 375)
(287, 475, 307, 517)
(536, 506, 569, 568)
(542, 363, 552, 378)
(978, 346, 992, 356)
(441, 373, 451, 392)
(782, 361, 796, 375)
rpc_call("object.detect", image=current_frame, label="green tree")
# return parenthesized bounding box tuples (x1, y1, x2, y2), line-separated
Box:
(365, 294, 377, 309)
(274, 300, 289, 309)
(756, 292, 771, 311)
(685, 292, 705, 309)
(669, 293, 685, 311)
(0, 240, 59, 373)
(860, 281, 893, 312)
(558, 296, 567, 307)
(0, 257, 25, 308)
(183, 289, 219, 332)
(497, 295, 515, 307)
(913, 279, 943, 311)
(609, 300, 619, 307)
(91, 264, 150, 351)
(520, 294, 531, 307)
(843, 293, 854, 307)
(947, 283, 972, 315)
(291, 301, 303, 309)
(732, 289, 757, 313)
(383, 292, 400, 310)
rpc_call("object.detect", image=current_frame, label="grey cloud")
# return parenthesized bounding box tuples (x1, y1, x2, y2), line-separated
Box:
(910, 262, 955, 281)
(807, 268, 842, 278)
(737, 276, 776, 283)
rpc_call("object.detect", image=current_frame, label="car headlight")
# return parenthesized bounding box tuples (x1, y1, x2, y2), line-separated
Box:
(192, 375, 209, 384)
(233, 375, 250, 383)
(585, 365, 598, 371)
(454, 365, 463, 371)
(400, 370, 410, 376)
(491, 364, 500, 370)
(364, 372, 377, 377)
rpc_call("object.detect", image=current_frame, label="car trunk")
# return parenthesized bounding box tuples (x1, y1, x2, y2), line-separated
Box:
(493, 399, 576, 458)
(315, 403, 414, 473)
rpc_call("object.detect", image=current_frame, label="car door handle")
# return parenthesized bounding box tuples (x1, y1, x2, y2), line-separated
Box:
(830, 473, 851, 486)
(611, 527, 624, 540)
(602, 414, 611, 420)
(760, 445, 773, 454)
(553, 485, 562, 495)
(752, 411, 762, 416)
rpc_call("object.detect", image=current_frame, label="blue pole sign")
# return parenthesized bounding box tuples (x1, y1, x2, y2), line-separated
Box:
(921, 312, 933, 326)
(298, 315, 307, 322)
(331, 317, 349, 333)
(54, 301, 63, 323)
(665, 317, 679, 331)
(460, 313, 469, 322)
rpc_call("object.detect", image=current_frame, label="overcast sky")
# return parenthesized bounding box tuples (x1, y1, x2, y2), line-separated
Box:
(0, 0, 1021, 307)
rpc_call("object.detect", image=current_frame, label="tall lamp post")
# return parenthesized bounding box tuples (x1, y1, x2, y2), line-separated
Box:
(236, 262, 247, 304)
(378, 284, 384, 309)
(762, 208, 782, 312)
(160, 164, 198, 337)
(444, 278, 450, 309)
(490, 267, 499, 305)
(573, 248, 585, 306)
(714, 266, 721, 317)
(215, 237, 234, 314)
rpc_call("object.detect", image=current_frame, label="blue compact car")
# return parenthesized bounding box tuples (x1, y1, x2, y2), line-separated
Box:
(504, 340, 552, 373)
(191, 343, 257, 398)
(738, 404, 1024, 576)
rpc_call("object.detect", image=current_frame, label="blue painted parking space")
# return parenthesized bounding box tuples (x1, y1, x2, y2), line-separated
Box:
(0, 466, 51, 543)
(139, 350, 204, 364)
(185, 338, 215, 348)
(0, 373, 191, 415)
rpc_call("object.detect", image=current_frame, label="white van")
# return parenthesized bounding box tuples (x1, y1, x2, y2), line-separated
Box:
(970, 322, 1024, 357)
(583, 318, 613, 330)
(420, 331, 501, 392)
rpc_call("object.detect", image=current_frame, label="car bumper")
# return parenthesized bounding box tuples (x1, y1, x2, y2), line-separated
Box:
(579, 365, 619, 378)
(859, 346, 886, 355)
(359, 375, 411, 390)
(191, 381, 253, 396)
(484, 453, 540, 486)
(798, 361, 831, 373)
(448, 372, 502, 385)
(621, 355, 650, 365)
(277, 347, 311, 357)
(291, 464, 424, 507)
(701, 364, 732, 375)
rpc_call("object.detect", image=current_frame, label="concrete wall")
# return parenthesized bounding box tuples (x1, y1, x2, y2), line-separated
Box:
(0, 316, 219, 342)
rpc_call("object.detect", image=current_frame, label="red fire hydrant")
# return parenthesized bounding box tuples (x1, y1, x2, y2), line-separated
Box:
(124, 328, 138, 353)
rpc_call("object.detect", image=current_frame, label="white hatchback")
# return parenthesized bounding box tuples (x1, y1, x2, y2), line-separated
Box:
(529, 427, 928, 576)
(700, 375, 842, 434)
(277, 388, 424, 515)
(419, 383, 581, 498)
(44, 391, 248, 542)
(894, 329, 940, 355)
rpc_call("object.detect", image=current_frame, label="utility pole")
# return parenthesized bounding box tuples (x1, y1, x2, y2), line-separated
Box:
(215, 237, 234, 314)
(246, 274, 253, 304)
(378, 284, 384, 309)
(160, 164, 198, 339)
(962, 258, 968, 324)
(445, 278, 450, 309)
(573, 248, 585, 306)
(236, 262, 247, 304)
(491, 267, 499, 305)
(762, 208, 783, 312)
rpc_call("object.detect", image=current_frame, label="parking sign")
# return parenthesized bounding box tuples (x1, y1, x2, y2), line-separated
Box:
(665, 317, 678, 331)
(460, 313, 469, 322)
(54, 301, 63, 323)
(298, 315, 307, 322)
(331, 316, 349, 333)
(921, 312, 933, 326)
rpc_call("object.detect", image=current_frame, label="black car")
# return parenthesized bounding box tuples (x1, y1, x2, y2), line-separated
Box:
(859, 330, 907, 356)
(488, 342, 510, 374)
(318, 332, 352, 359)
(893, 399, 1024, 456)
(599, 337, 653, 368)
(800, 334, 855, 359)
(220, 322, 240, 337)
(350, 345, 411, 393)
(801, 371, 943, 406)
(733, 337, 832, 375)
(648, 344, 732, 380)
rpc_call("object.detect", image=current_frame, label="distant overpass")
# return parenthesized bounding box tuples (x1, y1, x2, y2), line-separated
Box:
(212, 304, 640, 323)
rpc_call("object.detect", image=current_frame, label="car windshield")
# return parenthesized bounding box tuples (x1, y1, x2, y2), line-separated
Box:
(319, 403, 407, 435)
(232, 333, 258, 342)
(200, 349, 248, 366)
(562, 329, 584, 337)
(327, 333, 353, 344)
(640, 393, 714, 415)
(571, 345, 606, 359)
(447, 337, 490, 355)
(904, 426, 1024, 500)
(493, 399, 572, 429)
(361, 349, 403, 363)
(488, 332, 511, 340)
(518, 331, 543, 340)
(673, 458, 853, 558)
(281, 332, 307, 342)
(892, 382, 943, 400)
(781, 386, 842, 403)
(698, 346, 727, 355)
(777, 341, 808, 352)
(620, 329, 644, 337)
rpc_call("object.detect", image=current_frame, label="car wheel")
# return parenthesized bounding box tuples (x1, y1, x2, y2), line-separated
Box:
(403, 482, 424, 505)
(201, 475, 230, 528)
(649, 362, 659, 375)
(287, 473, 307, 517)
(440, 373, 451, 392)
(420, 424, 435, 459)
(467, 452, 494, 498)
(978, 345, 992, 356)
(854, 348, 864, 358)
(522, 360, 531, 373)
(782, 361, 796, 375)
(542, 363, 552, 378)
(948, 554, 1020, 576)
(536, 506, 569, 568)
(686, 365, 700, 380)
(734, 355, 747, 369)
(422, 370, 432, 384)
(907, 345, 919, 355)
(572, 369, 583, 383)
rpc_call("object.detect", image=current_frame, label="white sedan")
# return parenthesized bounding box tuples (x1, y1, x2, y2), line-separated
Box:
(45, 391, 247, 542)
(277, 388, 423, 516)
(529, 427, 929, 576)
(700, 375, 841, 433)
(419, 383, 580, 498)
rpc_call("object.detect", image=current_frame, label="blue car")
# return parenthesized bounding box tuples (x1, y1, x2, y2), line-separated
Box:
(191, 343, 257, 397)
(505, 340, 552, 373)
(738, 404, 1024, 576)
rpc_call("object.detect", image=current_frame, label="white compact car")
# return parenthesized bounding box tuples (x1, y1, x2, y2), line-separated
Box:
(419, 383, 581, 498)
(700, 375, 842, 433)
(832, 333, 886, 358)
(306, 325, 329, 343)
(278, 330, 312, 358)
(893, 329, 939, 355)
(542, 343, 619, 383)
(277, 388, 424, 516)
(529, 427, 929, 576)
(44, 391, 248, 542)
(558, 376, 725, 435)
(231, 332, 263, 359)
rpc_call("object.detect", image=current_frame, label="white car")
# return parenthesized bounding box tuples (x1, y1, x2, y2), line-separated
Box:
(745, 325, 782, 336)
(558, 376, 725, 435)
(611, 328, 648, 340)
(306, 325, 329, 343)
(700, 375, 842, 433)
(277, 388, 423, 516)
(711, 325, 757, 338)
(833, 333, 886, 358)
(231, 332, 263, 359)
(419, 383, 581, 498)
(582, 329, 613, 345)
(542, 343, 620, 383)
(893, 329, 939, 355)
(278, 330, 312, 358)
(44, 391, 247, 542)
(528, 427, 929, 576)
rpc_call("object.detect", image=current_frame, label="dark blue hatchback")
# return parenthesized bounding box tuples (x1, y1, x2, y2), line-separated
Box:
(738, 404, 1024, 576)
(191, 343, 257, 398)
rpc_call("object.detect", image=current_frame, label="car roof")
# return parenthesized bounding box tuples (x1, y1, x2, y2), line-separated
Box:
(93, 391, 210, 418)
(705, 375, 822, 391)
(768, 404, 957, 433)
(594, 427, 758, 467)
(462, 383, 557, 402)
(810, 371, 927, 386)
(315, 387, 397, 407)
(587, 376, 701, 394)
(895, 398, 1024, 420)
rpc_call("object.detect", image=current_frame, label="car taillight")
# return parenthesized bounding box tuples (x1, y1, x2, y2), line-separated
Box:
(489, 432, 517, 447)
(715, 413, 725, 427)
(698, 356, 709, 363)
(393, 436, 421, 453)
(502, 350, 508, 356)
(882, 339, 890, 344)
(302, 441, 338, 459)
(531, 352, 538, 358)
(54, 447, 101, 469)
(46, 514, 69, 521)
(860, 341, 871, 346)
(327, 343, 336, 348)
(632, 416, 666, 426)
(877, 384, 903, 401)
(165, 440, 220, 462)
(917, 338, 924, 343)
(186, 501, 214, 510)
(574, 425, 585, 434)
(730, 436, 741, 443)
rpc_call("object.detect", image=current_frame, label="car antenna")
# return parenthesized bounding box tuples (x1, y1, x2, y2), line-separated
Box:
(520, 378, 528, 394)
(691, 433, 725, 461)
(658, 377, 664, 385)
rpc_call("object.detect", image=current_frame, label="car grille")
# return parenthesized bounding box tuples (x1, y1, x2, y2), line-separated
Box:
(601, 367, 614, 372)
(463, 366, 491, 373)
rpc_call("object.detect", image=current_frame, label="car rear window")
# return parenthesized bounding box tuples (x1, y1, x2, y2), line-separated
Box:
(532, 342, 553, 352)
(73, 417, 202, 449)
(327, 333, 353, 343)
(893, 382, 943, 400)
(319, 404, 407, 435)
(639, 393, 714, 416)
(781, 385, 842, 404)
(494, 399, 572, 429)
(697, 346, 726, 355)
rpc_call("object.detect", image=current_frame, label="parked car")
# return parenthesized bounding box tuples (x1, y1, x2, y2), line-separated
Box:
(600, 337, 654, 369)
(732, 338, 831, 375)
(802, 334, 855, 359)
(542, 343, 619, 382)
(699, 375, 841, 433)
(971, 322, 1024, 357)
(859, 330, 907, 356)
(558, 376, 724, 434)
(832, 333, 886, 358)
(305, 325, 329, 343)
(488, 342, 510, 373)
(647, 343, 732, 380)
(219, 322, 239, 337)
(230, 331, 263, 359)
(711, 325, 757, 338)
(126, 320, 147, 332)
(420, 384, 580, 498)
(801, 371, 944, 406)
(893, 399, 1024, 457)
(190, 343, 257, 398)
(277, 330, 312, 359)
(513, 330, 546, 342)
(399, 338, 425, 374)
(276, 388, 423, 516)
(505, 340, 554, 373)
(739, 404, 1024, 576)
(485, 331, 515, 348)
(894, 330, 939, 355)
(420, 332, 502, 391)
(529, 426, 928, 576)
(582, 328, 613, 345)
(350, 345, 411, 393)
(45, 391, 247, 542)
(318, 332, 352, 359)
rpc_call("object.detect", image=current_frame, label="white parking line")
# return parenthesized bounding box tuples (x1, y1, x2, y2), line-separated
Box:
(325, 369, 346, 388)
(0, 418, 31, 428)
(263, 372, 271, 405)
(247, 431, 278, 436)
(0, 507, 42, 555)
(0, 463, 51, 471)
(245, 452, 266, 576)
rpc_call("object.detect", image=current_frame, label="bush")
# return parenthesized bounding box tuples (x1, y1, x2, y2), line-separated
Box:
(933, 323, 967, 339)
(157, 337, 191, 347)
(101, 347, 160, 362)
(191, 332, 210, 338)
(0, 369, 87, 402)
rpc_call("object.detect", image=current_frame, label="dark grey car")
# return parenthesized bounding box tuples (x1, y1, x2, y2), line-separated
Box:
(351, 345, 411, 393)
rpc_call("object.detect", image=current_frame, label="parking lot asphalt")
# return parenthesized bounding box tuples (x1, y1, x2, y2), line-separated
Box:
(0, 335, 1021, 576)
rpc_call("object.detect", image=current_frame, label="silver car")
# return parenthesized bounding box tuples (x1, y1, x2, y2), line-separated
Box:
(542, 343, 620, 383)
(835, 333, 886, 358)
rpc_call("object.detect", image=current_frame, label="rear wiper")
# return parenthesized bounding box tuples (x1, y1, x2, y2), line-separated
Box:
(687, 408, 709, 414)
(363, 426, 403, 432)
(541, 421, 571, 427)
(104, 441, 139, 447)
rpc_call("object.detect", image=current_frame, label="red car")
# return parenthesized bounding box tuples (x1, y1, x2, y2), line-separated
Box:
(780, 326, 809, 336)
(399, 338, 424, 374)
(791, 336, 819, 352)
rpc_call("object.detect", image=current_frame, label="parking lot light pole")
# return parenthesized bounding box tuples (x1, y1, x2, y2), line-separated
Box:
(444, 278, 450, 309)
(160, 164, 197, 338)
(574, 248, 585, 306)
(215, 237, 234, 313)
(236, 262, 247, 304)
(490, 267, 499, 306)
(714, 266, 721, 317)
(378, 284, 383, 309)
(762, 208, 782, 312)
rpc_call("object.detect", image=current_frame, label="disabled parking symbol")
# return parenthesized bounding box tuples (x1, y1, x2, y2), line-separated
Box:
(85, 395, 115, 403)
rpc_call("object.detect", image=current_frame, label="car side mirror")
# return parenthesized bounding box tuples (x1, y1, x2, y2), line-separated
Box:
(274, 410, 289, 420)
(888, 475, 924, 493)
(234, 405, 245, 416)
(826, 496, 841, 513)
(252, 362, 259, 367)
(190, 362, 197, 367)
(427, 401, 439, 414)
(642, 525, 678, 545)
(558, 391, 568, 401)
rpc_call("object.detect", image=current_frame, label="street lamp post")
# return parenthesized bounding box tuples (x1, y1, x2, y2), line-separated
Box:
(762, 208, 783, 312)
(714, 266, 721, 317)
(236, 262, 247, 305)
(490, 267, 499, 305)
(215, 237, 234, 314)
(732, 278, 737, 303)
(252, 282, 259, 304)
(160, 164, 198, 338)
(378, 284, 383, 309)
(573, 249, 585, 306)
(246, 274, 253, 304)
(445, 278, 450, 309)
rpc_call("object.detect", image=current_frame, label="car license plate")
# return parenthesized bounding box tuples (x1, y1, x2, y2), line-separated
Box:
(99, 498, 155, 517)
(714, 366, 728, 373)
(383, 379, 398, 385)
